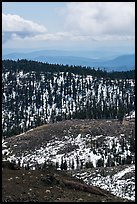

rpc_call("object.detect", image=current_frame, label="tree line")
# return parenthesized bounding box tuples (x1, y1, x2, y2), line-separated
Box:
(3, 59, 135, 79)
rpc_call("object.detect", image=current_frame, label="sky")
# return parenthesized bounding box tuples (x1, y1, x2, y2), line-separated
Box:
(2, 2, 135, 56)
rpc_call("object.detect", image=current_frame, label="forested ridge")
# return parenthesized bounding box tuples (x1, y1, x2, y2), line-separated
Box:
(3, 59, 135, 79)
(2, 59, 135, 137)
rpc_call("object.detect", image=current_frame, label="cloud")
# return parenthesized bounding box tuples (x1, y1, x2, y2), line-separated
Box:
(2, 2, 135, 46)
(2, 13, 47, 43)
(2, 13, 77, 43)
(8, 31, 73, 42)
(64, 2, 135, 38)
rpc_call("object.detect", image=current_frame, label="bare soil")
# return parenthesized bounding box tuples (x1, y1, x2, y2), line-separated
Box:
(2, 165, 130, 202)
(6, 119, 134, 155)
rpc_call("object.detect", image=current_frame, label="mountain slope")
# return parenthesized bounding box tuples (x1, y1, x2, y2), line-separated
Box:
(3, 50, 135, 71)
(33, 54, 135, 71)
(100, 54, 135, 71)
(2, 60, 135, 138)
(3, 119, 135, 201)
(2, 166, 130, 202)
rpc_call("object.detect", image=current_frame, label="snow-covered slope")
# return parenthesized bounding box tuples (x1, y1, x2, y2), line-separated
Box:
(2, 60, 135, 201)
(2, 119, 135, 201)
(2, 69, 135, 137)
(72, 164, 135, 201)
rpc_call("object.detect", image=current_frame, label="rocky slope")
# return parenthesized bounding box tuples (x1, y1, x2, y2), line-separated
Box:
(2, 119, 135, 202)
(2, 164, 131, 202)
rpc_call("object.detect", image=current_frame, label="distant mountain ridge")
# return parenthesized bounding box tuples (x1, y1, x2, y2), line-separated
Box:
(3, 50, 134, 72)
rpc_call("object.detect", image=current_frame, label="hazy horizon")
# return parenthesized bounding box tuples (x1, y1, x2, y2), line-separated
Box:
(2, 2, 135, 58)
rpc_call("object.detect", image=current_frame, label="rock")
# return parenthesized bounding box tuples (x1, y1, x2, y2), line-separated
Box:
(45, 189, 51, 193)
(78, 198, 83, 201)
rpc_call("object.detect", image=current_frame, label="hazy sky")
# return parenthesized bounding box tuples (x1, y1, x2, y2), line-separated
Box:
(2, 2, 135, 55)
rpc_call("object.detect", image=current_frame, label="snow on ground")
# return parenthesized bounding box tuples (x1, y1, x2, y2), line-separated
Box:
(2, 68, 135, 138)
(125, 111, 135, 119)
(2, 131, 135, 201)
(112, 165, 135, 181)
(72, 164, 135, 201)
(2, 139, 14, 161)
(7, 133, 102, 169)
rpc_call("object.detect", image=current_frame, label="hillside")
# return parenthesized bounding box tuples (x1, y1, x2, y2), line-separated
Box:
(2, 60, 135, 138)
(3, 119, 135, 201)
(100, 55, 135, 71)
(2, 165, 130, 202)
(32, 54, 135, 71)
(2, 59, 135, 202)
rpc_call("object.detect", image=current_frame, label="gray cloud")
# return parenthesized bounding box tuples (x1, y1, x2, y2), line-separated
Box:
(64, 2, 135, 38)
(2, 13, 47, 43)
